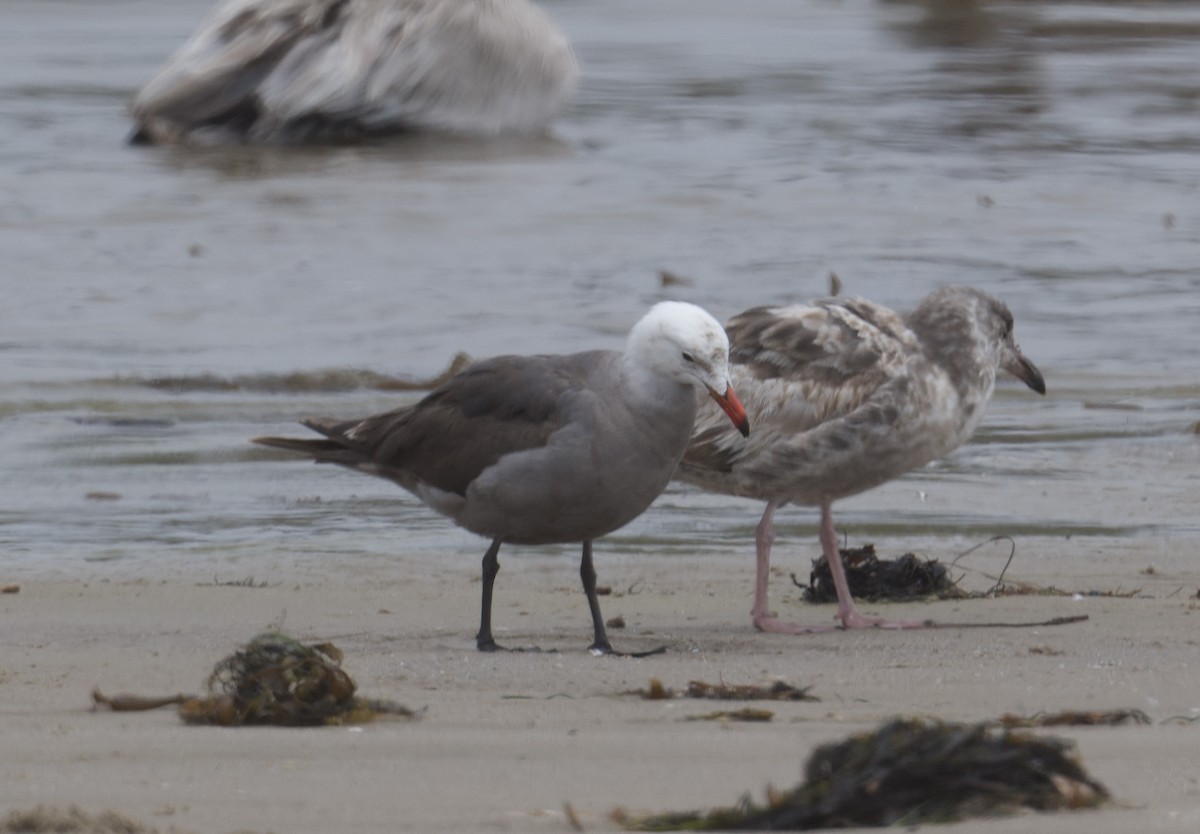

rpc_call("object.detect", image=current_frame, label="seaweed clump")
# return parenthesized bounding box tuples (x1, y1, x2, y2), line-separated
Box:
(1, 805, 161, 833)
(685, 680, 816, 702)
(631, 679, 816, 702)
(177, 632, 412, 726)
(800, 545, 958, 603)
(999, 708, 1152, 728)
(619, 718, 1109, 830)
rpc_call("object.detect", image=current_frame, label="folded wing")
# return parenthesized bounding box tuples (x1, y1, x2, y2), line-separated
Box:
(683, 298, 919, 478)
(255, 354, 579, 497)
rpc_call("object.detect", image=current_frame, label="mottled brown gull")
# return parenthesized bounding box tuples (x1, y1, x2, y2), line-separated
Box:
(677, 286, 1045, 633)
(131, 0, 578, 144)
(254, 302, 749, 653)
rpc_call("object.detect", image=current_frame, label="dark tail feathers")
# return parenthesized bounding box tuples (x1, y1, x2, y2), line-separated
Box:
(252, 434, 364, 465)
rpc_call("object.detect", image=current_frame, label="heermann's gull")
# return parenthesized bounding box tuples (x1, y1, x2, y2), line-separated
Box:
(130, 0, 578, 144)
(254, 302, 750, 652)
(677, 286, 1046, 633)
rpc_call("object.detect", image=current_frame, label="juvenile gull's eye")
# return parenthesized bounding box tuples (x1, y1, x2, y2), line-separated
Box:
(1000, 310, 1014, 337)
(682, 352, 696, 363)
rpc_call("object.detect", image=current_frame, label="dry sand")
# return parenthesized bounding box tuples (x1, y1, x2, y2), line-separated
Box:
(3, 536, 1200, 833)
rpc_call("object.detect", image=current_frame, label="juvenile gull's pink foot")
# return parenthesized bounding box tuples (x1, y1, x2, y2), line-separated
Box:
(821, 505, 927, 630)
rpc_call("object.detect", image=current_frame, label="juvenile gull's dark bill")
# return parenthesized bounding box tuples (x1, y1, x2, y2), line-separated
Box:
(677, 286, 1045, 634)
(255, 302, 749, 653)
(130, 0, 579, 145)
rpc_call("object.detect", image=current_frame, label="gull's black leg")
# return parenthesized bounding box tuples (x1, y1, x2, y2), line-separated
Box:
(580, 540, 614, 654)
(476, 538, 504, 651)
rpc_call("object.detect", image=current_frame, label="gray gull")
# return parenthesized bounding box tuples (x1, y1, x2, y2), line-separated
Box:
(677, 285, 1045, 633)
(131, 0, 578, 144)
(254, 302, 750, 652)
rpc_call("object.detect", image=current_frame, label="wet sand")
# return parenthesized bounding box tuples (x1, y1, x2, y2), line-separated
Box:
(4, 538, 1200, 833)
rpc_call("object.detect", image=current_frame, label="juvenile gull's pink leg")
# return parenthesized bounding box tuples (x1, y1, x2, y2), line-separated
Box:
(819, 500, 925, 630)
(751, 500, 839, 634)
(750, 499, 926, 633)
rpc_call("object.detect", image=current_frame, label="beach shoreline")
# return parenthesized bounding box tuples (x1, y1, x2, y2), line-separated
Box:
(3, 541, 1199, 833)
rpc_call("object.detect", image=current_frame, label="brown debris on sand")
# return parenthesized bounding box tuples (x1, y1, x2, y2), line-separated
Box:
(683, 708, 774, 723)
(684, 680, 816, 702)
(999, 708, 1152, 728)
(92, 633, 414, 727)
(629, 679, 816, 702)
(798, 545, 959, 603)
(178, 633, 413, 726)
(1, 805, 170, 833)
(617, 718, 1109, 830)
(798, 540, 1137, 604)
(92, 690, 187, 712)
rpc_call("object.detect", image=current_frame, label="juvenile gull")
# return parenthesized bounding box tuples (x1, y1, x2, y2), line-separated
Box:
(254, 302, 749, 653)
(130, 0, 578, 144)
(677, 286, 1045, 633)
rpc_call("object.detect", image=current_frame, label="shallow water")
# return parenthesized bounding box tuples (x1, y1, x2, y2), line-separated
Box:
(1, 0, 1197, 582)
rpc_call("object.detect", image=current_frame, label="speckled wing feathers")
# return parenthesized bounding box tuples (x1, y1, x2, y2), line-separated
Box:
(683, 298, 918, 477)
(132, 0, 343, 131)
(727, 300, 911, 387)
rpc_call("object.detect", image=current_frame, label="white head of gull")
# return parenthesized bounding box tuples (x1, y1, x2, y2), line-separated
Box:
(677, 285, 1045, 634)
(130, 0, 579, 144)
(255, 302, 749, 653)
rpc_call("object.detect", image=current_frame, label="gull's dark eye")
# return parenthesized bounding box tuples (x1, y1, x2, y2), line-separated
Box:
(681, 351, 696, 363)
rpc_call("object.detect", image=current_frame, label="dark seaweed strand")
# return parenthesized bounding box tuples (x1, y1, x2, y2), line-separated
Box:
(623, 719, 1108, 831)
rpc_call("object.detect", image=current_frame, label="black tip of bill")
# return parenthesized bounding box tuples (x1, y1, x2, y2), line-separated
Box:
(1019, 356, 1047, 396)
